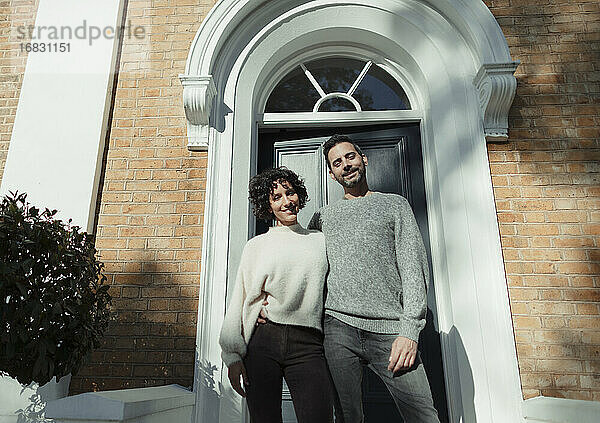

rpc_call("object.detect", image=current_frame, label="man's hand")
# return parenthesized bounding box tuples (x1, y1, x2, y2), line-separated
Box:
(228, 361, 249, 397)
(255, 298, 269, 325)
(388, 336, 417, 372)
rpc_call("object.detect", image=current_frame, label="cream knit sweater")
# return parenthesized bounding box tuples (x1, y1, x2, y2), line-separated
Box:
(218, 223, 328, 366)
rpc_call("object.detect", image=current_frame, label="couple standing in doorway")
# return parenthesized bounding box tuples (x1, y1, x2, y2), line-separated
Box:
(219, 134, 440, 423)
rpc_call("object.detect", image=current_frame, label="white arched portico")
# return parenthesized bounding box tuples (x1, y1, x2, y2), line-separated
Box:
(180, 1, 522, 422)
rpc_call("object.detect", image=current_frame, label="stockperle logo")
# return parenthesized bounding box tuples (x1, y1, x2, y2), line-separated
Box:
(15, 20, 146, 47)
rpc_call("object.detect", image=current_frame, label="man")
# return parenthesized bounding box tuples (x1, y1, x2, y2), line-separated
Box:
(308, 134, 439, 423)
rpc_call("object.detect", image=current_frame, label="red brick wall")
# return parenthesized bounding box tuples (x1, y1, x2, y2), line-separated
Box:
(485, 0, 600, 400)
(4, 0, 597, 401)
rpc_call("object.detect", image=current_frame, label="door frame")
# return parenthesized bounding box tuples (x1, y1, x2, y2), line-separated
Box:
(180, 2, 523, 422)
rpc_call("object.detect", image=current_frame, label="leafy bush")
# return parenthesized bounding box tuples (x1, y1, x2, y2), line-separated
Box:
(0, 192, 111, 386)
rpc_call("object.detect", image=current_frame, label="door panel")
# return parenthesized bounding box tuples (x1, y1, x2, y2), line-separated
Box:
(258, 124, 449, 423)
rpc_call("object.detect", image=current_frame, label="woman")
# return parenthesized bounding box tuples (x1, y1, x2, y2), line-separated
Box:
(219, 167, 333, 423)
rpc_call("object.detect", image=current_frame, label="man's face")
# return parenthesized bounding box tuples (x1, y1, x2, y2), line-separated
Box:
(327, 142, 368, 188)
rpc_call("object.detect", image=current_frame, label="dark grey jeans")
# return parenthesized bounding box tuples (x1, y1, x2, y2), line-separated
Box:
(323, 314, 440, 423)
(243, 320, 334, 423)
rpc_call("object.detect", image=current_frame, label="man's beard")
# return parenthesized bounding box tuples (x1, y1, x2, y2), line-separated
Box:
(336, 165, 366, 188)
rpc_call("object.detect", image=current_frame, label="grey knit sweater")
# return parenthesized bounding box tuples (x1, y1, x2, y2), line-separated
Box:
(308, 192, 429, 341)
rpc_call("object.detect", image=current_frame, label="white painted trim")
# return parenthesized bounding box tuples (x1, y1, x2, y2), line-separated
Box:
(260, 111, 423, 127)
(182, 2, 524, 422)
(523, 396, 600, 423)
(45, 384, 194, 422)
(474, 61, 520, 141)
(313, 92, 362, 112)
(180, 75, 217, 150)
(300, 63, 327, 98)
(347, 60, 372, 96)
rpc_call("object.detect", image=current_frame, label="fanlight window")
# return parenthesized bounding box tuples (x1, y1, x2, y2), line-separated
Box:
(265, 58, 411, 113)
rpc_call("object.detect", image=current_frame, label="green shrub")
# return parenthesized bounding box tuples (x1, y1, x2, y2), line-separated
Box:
(0, 192, 111, 386)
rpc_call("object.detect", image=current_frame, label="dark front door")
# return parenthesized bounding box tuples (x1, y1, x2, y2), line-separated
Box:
(257, 124, 449, 423)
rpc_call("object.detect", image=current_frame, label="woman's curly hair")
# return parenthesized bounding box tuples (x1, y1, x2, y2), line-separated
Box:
(249, 167, 309, 221)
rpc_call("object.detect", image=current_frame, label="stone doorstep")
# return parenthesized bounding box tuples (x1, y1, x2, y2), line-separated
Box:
(523, 396, 600, 423)
(45, 384, 194, 422)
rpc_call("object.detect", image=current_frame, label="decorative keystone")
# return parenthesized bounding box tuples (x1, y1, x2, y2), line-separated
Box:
(179, 75, 217, 151)
(474, 62, 520, 142)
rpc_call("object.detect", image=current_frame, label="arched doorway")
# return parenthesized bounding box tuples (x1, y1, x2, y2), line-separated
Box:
(257, 57, 446, 422)
(180, 1, 522, 422)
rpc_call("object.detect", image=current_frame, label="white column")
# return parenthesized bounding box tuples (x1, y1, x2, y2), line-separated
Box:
(1, 0, 127, 232)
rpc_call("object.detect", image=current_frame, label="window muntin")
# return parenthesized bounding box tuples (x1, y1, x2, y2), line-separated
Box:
(265, 58, 410, 113)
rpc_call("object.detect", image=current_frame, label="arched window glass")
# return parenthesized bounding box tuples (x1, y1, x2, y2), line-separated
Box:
(265, 58, 410, 113)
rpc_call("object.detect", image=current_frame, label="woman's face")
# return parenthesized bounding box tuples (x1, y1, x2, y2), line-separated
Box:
(269, 180, 299, 226)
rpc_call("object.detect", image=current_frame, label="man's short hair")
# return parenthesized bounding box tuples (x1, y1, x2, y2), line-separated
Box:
(322, 134, 365, 169)
(248, 166, 309, 221)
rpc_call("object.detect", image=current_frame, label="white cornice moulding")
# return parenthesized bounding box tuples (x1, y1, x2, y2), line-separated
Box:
(474, 61, 520, 142)
(179, 75, 217, 151)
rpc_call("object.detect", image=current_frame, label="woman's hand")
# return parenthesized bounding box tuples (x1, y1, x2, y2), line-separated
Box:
(255, 298, 269, 325)
(228, 361, 249, 397)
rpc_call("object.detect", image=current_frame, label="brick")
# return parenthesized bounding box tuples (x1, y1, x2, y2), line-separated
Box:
(553, 237, 595, 248)
(498, 212, 524, 223)
(522, 275, 569, 287)
(537, 359, 582, 373)
(580, 375, 600, 389)
(119, 227, 155, 237)
(534, 330, 578, 344)
(514, 316, 542, 329)
(141, 286, 180, 298)
(521, 373, 553, 388)
(571, 276, 596, 288)
(122, 203, 157, 214)
(576, 304, 599, 315)
(509, 288, 539, 300)
(142, 312, 178, 323)
(563, 289, 600, 302)
(539, 289, 562, 301)
(521, 249, 561, 261)
(546, 211, 587, 223)
(112, 299, 148, 311)
(133, 365, 172, 377)
(511, 302, 528, 314)
(513, 199, 555, 211)
(147, 238, 183, 249)
(180, 286, 200, 297)
(562, 249, 587, 261)
(554, 375, 579, 388)
(568, 317, 600, 329)
(558, 262, 593, 275)
(542, 317, 567, 328)
(122, 287, 140, 298)
(530, 237, 551, 247)
(148, 299, 169, 310)
(168, 299, 197, 310)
